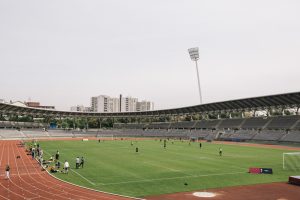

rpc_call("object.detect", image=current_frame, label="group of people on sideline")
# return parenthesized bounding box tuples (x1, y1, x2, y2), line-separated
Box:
(25, 139, 86, 175)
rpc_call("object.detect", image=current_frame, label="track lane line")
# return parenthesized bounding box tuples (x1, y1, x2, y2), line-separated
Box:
(15, 141, 93, 200)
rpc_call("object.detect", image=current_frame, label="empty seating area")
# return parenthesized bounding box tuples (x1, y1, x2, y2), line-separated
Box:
(170, 121, 196, 129)
(0, 121, 47, 128)
(218, 118, 245, 129)
(204, 132, 218, 140)
(113, 115, 300, 131)
(147, 122, 171, 129)
(219, 130, 258, 141)
(190, 130, 212, 139)
(241, 117, 270, 129)
(231, 130, 258, 140)
(194, 119, 220, 129)
(292, 120, 300, 130)
(22, 130, 50, 138)
(280, 131, 300, 142)
(47, 130, 75, 137)
(143, 129, 189, 138)
(252, 130, 286, 141)
(0, 129, 26, 139)
(109, 115, 300, 143)
(266, 116, 300, 129)
(113, 123, 147, 129)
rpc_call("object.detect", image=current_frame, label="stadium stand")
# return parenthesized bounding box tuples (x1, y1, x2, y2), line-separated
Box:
(22, 130, 50, 138)
(113, 123, 147, 129)
(241, 117, 270, 129)
(0, 129, 26, 139)
(47, 130, 75, 137)
(218, 118, 245, 129)
(219, 130, 258, 141)
(0, 92, 300, 143)
(169, 121, 196, 129)
(252, 130, 286, 141)
(292, 120, 300, 130)
(266, 115, 300, 129)
(190, 129, 213, 139)
(148, 122, 171, 129)
(194, 119, 221, 129)
(0, 121, 47, 128)
(280, 130, 300, 142)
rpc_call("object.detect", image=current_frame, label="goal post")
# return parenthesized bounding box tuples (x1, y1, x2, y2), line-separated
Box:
(283, 152, 300, 170)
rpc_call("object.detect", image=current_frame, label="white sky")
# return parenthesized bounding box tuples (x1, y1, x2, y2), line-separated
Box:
(0, 0, 299, 111)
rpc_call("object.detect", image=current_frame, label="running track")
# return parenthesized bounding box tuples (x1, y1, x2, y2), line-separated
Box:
(0, 140, 137, 200)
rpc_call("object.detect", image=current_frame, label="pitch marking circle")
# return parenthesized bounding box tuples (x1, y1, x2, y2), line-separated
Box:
(193, 192, 216, 198)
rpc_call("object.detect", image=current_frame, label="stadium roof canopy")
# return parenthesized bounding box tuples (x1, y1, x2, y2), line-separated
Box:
(0, 92, 299, 118)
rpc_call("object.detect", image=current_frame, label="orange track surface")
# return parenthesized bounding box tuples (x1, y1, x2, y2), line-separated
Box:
(0, 140, 136, 200)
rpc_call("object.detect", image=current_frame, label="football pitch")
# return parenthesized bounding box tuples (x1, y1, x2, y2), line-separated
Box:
(37, 139, 298, 197)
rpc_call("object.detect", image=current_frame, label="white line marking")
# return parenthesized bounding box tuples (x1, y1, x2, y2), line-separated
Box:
(5, 172, 44, 177)
(70, 169, 96, 185)
(102, 171, 246, 186)
(45, 167, 144, 200)
(143, 161, 194, 176)
(143, 161, 181, 172)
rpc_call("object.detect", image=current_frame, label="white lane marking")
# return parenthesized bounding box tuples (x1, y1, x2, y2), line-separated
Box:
(143, 161, 182, 172)
(70, 169, 96, 186)
(102, 171, 246, 185)
(143, 161, 194, 176)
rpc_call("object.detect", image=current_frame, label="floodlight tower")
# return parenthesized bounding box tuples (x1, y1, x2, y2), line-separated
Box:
(188, 47, 202, 104)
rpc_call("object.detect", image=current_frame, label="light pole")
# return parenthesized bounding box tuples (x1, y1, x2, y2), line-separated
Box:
(188, 47, 202, 104)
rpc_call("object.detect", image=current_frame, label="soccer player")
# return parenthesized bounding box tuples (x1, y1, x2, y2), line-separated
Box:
(136, 147, 139, 153)
(55, 150, 60, 160)
(199, 142, 202, 149)
(219, 148, 223, 156)
(64, 160, 69, 174)
(80, 157, 84, 168)
(76, 157, 80, 168)
(164, 139, 167, 149)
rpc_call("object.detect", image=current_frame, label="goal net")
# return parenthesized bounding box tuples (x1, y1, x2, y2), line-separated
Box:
(96, 134, 114, 140)
(283, 152, 300, 170)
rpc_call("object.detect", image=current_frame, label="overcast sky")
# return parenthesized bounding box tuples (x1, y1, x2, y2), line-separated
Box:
(0, 0, 299, 111)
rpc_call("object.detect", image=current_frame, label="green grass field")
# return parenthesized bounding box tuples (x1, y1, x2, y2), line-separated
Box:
(36, 139, 299, 197)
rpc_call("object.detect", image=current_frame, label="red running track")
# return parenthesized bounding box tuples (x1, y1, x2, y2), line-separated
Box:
(0, 140, 139, 200)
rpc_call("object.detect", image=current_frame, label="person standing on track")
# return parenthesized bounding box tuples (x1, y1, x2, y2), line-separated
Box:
(31, 147, 35, 159)
(5, 164, 10, 179)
